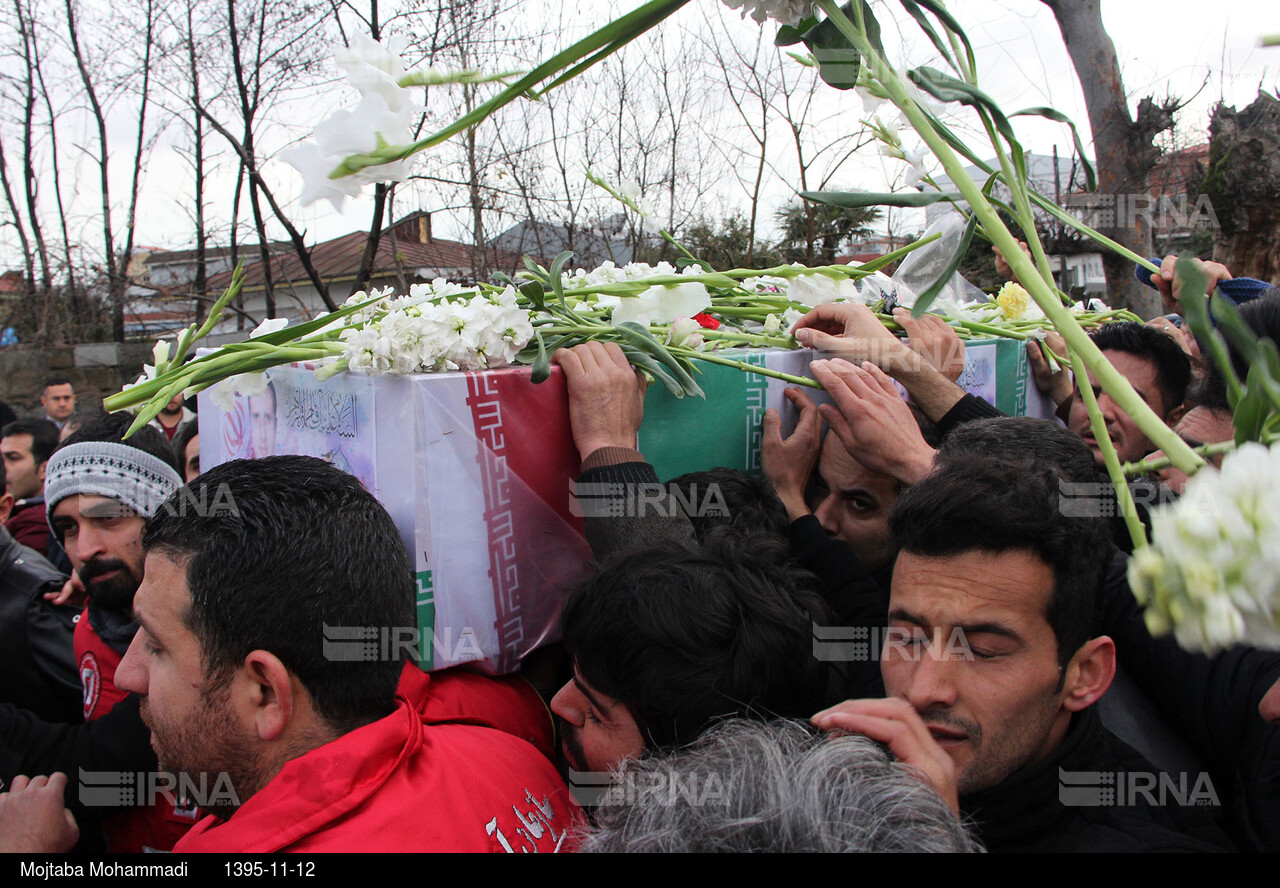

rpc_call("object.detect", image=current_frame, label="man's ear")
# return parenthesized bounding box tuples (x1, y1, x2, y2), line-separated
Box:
(0, 492, 12, 524)
(1061, 636, 1116, 712)
(36, 460, 47, 486)
(1164, 403, 1187, 427)
(235, 651, 296, 742)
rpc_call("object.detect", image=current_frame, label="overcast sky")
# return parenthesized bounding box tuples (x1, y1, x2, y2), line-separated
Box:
(300, 0, 1280, 243)
(4, 0, 1278, 264)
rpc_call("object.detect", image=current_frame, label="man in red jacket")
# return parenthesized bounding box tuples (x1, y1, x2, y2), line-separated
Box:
(116, 455, 579, 852)
(42, 413, 196, 852)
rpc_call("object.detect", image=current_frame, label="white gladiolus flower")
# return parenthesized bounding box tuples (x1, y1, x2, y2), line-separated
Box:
(856, 86, 884, 116)
(721, 0, 815, 27)
(636, 197, 661, 234)
(334, 34, 416, 114)
(741, 276, 788, 297)
(208, 372, 269, 412)
(931, 295, 997, 324)
(785, 272, 860, 307)
(285, 88, 418, 211)
(617, 179, 643, 201)
(1072, 297, 1111, 314)
(250, 318, 289, 339)
(611, 281, 711, 327)
(119, 363, 161, 413)
(653, 281, 710, 321)
(667, 316, 701, 347)
(1129, 442, 1280, 653)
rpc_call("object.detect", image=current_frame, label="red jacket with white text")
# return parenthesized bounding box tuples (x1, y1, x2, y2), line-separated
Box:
(175, 662, 580, 853)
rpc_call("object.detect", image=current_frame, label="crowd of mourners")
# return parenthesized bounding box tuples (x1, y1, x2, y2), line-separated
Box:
(0, 251, 1277, 854)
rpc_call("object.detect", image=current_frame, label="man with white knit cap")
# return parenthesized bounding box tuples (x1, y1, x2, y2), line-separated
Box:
(42, 412, 192, 852)
(45, 413, 183, 723)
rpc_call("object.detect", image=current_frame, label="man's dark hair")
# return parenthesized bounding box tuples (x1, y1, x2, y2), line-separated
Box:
(172, 420, 199, 476)
(894, 418, 1110, 671)
(59, 412, 180, 475)
(42, 377, 72, 391)
(143, 456, 414, 733)
(1, 418, 60, 466)
(665, 468, 789, 540)
(561, 527, 832, 751)
(1088, 322, 1191, 417)
(60, 410, 103, 437)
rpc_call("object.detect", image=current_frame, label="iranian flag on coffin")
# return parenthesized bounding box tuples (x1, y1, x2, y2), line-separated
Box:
(197, 337, 1053, 674)
(639, 338, 1055, 481)
(199, 362, 593, 676)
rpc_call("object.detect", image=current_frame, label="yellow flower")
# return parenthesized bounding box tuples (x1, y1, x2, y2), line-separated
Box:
(995, 282, 1032, 320)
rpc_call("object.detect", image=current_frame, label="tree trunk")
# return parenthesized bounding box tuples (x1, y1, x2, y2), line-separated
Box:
(351, 184, 389, 297)
(1043, 0, 1166, 318)
(1200, 92, 1280, 285)
(65, 0, 124, 340)
(186, 0, 208, 324)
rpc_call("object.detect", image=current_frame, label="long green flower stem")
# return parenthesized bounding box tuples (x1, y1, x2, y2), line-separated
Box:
(1123, 432, 1280, 475)
(548, 238, 940, 300)
(654, 328, 796, 349)
(1069, 350, 1147, 548)
(815, 0, 1202, 477)
(117, 342, 345, 438)
(330, 0, 691, 178)
(680, 350, 822, 390)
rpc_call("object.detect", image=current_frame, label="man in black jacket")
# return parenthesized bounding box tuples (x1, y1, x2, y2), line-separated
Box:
(0, 457, 80, 723)
(807, 368, 1228, 850)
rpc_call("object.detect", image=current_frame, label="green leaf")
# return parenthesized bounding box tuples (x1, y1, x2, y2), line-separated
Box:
(775, 15, 821, 46)
(908, 66, 1021, 157)
(250, 291, 384, 347)
(523, 255, 547, 279)
(898, 1, 957, 73)
(1235, 367, 1269, 444)
(1211, 293, 1261, 368)
(1178, 256, 1245, 407)
(909, 0, 976, 73)
(519, 280, 547, 312)
(548, 250, 573, 307)
(621, 347, 683, 397)
(1252, 338, 1280, 413)
(801, 189, 962, 208)
(383, 0, 692, 170)
(676, 256, 714, 273)
(530, 332, 551, 383)
(614, 321, 704, 397)
(796, 1, 883, 90)
(1260, 337, 1280, 390)
(1010, 106, 1097, 192)
(911, 210, 978, 317)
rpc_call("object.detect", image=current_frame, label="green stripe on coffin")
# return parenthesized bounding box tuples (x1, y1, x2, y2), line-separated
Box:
(639, 349, 800, 480)
(638, 340, 1050, 479)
